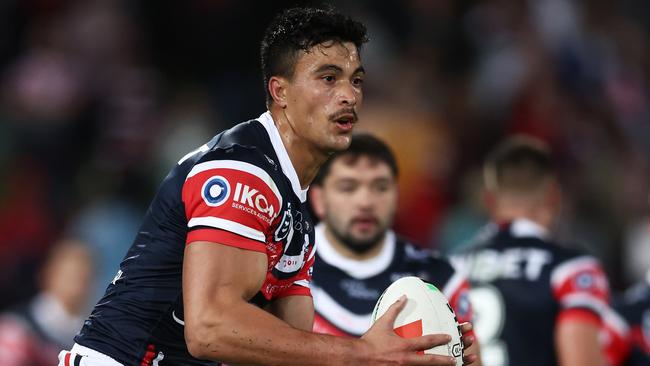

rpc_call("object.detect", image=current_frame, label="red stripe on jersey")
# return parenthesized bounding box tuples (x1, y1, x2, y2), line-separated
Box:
(551, 259, 610, 315)
(187, 228, 266, 253)
(602, 324, 631, 366)
(394, 320, 424, 355)
(64, 353, 71, 366)
(140, 344, 156, 366)
(272, 248, 315, 299)
(631, 325, 650, 354)
(556, 308, 602, 327)
(275, 285, 312, 298)
(313, 314, 351, 337)
(448, 279, 474, 325)
(183, 164, 280, 245)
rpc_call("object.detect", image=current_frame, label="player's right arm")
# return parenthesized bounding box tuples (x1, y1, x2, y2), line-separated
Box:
(182, 240, 459, 365)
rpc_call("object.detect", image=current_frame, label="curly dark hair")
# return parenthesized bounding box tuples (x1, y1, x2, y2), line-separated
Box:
(312, 133, 398, 186)
(260, 6, 368, 106)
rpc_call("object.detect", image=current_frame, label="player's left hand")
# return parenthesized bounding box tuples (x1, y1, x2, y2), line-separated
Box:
(460, 322, 478, 365)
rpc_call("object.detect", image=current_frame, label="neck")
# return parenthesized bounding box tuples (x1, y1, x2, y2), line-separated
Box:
(323, 226, 386, 261)
(493, 204, 554, 230)
(269, 106, 329, 189)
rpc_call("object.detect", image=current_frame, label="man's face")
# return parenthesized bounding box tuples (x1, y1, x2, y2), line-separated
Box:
(283, 41, 364, 153)
(315, 156, 397, 250)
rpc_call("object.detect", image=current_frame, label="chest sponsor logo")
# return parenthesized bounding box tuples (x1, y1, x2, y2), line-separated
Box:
(201, 176, 231, 207)
(340, 279, 381, 300)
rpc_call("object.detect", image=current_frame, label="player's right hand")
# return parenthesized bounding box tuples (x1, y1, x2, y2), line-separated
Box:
(360, 295, 456, 365)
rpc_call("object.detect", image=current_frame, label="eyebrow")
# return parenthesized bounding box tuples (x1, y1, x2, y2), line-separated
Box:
(315, 64, 366, 75)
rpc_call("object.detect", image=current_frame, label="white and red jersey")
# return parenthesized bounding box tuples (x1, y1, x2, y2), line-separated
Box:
(311, 223, 473, 337)
(74, 112, 315, 365)
(452, 219, 611, 366)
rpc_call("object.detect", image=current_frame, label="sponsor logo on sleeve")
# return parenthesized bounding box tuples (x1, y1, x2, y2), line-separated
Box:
(201, 176, 231, 207)
(455, 291, 471, 318)
(231, 182, 277, 224)
(575, 272, 595, 289)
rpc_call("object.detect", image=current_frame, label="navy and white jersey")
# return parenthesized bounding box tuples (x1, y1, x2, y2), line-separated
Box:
(311, 223, 473, 337)
(602, 275, 650, 366)
(452, 219, 610, 366)
(74, 112, 316, 366)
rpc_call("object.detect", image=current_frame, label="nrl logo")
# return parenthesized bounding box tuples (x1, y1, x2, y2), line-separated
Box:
(274, 203, 294, 242)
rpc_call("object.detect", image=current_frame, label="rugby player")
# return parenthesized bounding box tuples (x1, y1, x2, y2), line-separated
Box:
(452, 136, 610, 366)
(57, 6, 474, 366)
(309, 133, 481, 364)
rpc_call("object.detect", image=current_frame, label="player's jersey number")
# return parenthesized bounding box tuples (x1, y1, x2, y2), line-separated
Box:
(469, 285, 508, 366)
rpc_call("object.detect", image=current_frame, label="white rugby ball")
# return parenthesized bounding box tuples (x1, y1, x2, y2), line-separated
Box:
(372, 276, 463, 365)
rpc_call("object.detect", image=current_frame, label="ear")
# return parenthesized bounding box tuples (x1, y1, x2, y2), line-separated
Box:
(309, 186, 326, 220)
(268, 76, 288, 109)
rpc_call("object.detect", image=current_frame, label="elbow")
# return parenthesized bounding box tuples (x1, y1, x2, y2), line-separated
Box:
(185, 316, 229, 360)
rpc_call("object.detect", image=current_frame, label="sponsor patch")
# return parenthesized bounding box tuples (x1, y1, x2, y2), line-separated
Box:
(455, 291, 471, 318)
(574, 272, 595, 290)
(201, 176, 231, 207)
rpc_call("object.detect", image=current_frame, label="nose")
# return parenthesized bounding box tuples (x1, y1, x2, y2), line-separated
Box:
(354, 187, 374, 210)
(338, 81, 358, 106)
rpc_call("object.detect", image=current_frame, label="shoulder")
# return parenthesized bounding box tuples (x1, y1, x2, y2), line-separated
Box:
(179, 119, 278, 172)
(549, 244, 604, 278)
(182, 120, 283, 194)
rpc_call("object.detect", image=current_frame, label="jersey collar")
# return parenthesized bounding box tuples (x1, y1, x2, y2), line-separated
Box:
(508, 218, 550, 239)
(257, 111, 308, 203)
(315, 222, 396, 279)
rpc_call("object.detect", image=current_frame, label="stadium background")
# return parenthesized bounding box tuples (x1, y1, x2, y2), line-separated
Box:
(1, 0, 649, 313)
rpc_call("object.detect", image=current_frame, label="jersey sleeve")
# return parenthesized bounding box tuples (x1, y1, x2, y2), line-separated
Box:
(550, 255, 610, 326)
(600, 306, 631, 366)
(442, 270, 475, 326)
(182, 159, 282, 253)
(276, 246, 315, 298)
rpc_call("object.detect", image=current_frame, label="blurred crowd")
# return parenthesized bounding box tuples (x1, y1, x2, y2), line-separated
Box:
(1, 0, 649, 344)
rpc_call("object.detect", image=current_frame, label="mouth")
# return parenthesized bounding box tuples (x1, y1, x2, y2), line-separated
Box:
(351, 217, 379, 230)
(332, 112, 357, 132)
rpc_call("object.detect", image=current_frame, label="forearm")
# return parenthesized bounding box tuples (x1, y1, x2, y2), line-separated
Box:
(186, 299, 365, 365)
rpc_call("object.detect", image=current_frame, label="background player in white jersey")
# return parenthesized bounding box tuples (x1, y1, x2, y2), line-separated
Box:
(57, 6, 475, 366)
(452, 136, 611, 366)
(309, 133, 481, 365)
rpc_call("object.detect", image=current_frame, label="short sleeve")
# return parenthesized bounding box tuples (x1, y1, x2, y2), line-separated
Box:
(442, 271, 475, 326)
(551, 256, 610, 326)
(182, 159, 282, 253)
(601, 306, 631, 366)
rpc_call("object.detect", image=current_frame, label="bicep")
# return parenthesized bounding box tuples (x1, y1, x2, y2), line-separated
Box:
(183, 241, 267, 324)
(555, 319, 606, 366)
(265, 295, 314, 331)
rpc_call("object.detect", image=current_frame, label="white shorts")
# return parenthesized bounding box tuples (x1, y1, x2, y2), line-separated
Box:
(57, 344, 124, 366)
